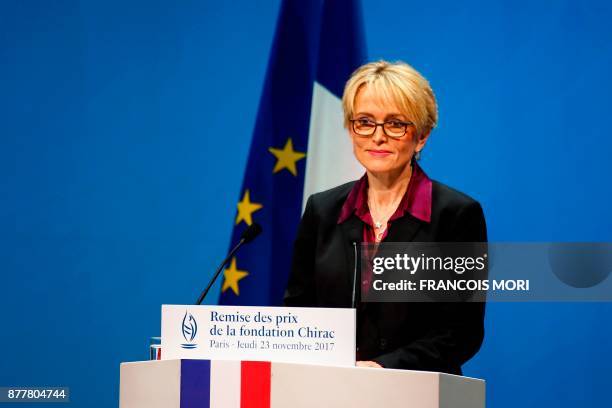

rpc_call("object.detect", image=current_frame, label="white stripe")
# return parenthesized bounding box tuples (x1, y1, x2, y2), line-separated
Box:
(302, 82, 363, 210)
(210, 360, 241, 408)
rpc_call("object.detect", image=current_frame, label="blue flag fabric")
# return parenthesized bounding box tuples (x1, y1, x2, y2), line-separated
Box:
(219, 0, 366, 306)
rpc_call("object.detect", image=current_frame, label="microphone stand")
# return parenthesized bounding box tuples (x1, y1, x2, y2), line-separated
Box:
(195, 238, 245, 305)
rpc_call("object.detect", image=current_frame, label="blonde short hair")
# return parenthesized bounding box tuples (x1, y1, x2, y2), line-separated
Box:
(342, 60, 438, 136)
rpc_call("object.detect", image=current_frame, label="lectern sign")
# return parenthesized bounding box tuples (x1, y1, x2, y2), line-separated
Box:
(161, 305, 356, 366)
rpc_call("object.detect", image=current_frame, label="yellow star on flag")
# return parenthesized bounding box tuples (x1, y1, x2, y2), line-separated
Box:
(222, 257, 249, 296)
(268, 138, 306, 176)
(235, 189, 262, 226)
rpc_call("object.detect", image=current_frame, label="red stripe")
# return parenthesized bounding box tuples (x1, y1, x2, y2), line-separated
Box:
(240, 361, 271, 408)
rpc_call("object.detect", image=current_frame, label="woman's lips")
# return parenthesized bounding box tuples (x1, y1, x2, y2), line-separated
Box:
(367, 149, 392, 157)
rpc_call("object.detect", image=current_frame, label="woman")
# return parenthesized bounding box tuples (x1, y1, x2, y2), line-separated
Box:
(285, 60, 487, 374)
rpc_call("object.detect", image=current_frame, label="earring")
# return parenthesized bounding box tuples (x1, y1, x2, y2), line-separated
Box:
(414, 150, 421, 161)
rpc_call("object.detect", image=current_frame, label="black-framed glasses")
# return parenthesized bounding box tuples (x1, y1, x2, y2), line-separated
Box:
(349, 118, 414, 138)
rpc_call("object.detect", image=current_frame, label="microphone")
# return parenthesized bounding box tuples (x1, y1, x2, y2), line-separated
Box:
(195, 223, 263, 305)
(347, 229, 361, 309)
(241, 222, 262, 244)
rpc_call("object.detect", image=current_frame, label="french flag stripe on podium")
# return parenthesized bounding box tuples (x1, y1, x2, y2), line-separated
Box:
(180, 360, 273, 408)
(180, 360, 211, 408)
(241, 361, 272, 408)
(210, 360, 241, 407)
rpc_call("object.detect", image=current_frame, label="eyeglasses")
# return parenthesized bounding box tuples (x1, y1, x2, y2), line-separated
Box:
(349, 118, 414, 138)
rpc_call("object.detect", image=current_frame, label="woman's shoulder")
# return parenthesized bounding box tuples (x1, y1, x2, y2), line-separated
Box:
(430, 180, 487, 241)
(306, 181, 357, 217)
(431, 179, 483, 214)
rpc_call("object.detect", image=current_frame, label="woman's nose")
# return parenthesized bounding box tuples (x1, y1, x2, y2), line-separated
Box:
(371, 125, 387, 144)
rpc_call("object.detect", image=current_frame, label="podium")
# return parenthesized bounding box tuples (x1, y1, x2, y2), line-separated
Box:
(120, 359, 485, 408)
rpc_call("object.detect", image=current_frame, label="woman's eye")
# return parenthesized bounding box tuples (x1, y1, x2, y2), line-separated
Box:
(387, 120, 404, 128)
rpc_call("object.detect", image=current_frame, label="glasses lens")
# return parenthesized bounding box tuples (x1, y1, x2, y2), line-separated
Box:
(353, 119, 375, 135)
(384, 121, 407, 137)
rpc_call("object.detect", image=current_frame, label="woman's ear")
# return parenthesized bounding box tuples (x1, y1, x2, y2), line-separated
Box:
(416, 129, 431, 151)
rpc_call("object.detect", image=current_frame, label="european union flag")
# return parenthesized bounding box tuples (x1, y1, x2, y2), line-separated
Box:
(219, 0, 366, 306)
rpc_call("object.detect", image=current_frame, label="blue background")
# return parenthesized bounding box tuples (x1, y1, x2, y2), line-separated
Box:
(1, 0, 611, 406)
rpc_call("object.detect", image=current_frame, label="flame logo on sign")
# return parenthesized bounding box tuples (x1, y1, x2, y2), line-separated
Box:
(180, 310, 198, 349)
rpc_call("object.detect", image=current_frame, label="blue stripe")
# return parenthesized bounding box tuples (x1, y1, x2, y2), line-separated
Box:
(180, 359, 211, 408)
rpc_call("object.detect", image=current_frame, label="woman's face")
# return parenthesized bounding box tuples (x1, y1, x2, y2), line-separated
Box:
(350, 85, 428, 177)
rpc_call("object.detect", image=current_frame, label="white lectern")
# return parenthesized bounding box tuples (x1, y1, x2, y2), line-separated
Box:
(119, 359, 485, 408)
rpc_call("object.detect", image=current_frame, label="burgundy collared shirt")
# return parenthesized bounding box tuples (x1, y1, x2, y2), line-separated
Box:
(337, 161, 433, 293)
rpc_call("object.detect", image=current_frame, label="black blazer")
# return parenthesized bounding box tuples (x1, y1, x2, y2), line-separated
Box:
(284, 178, 487, 375)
